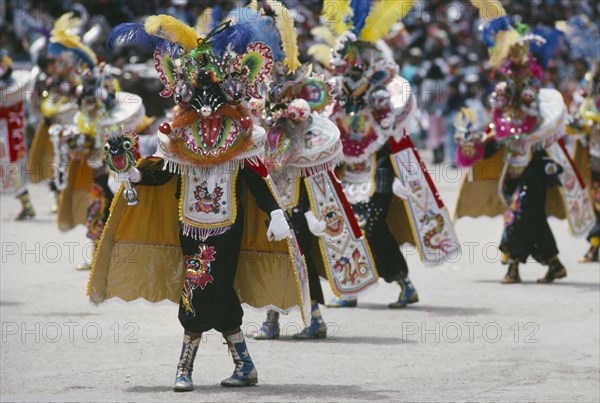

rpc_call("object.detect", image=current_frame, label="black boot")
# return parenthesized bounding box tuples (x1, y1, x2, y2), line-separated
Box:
(537, 256, 567, 283)
(16, 190, 35, 221)
(173, 333, 201, 392)
(579, 237, 599, 263)
(501, 258, 521, 284)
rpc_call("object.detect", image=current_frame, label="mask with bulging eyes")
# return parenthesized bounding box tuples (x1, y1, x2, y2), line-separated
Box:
(174, 82, 193, 107)
(221, 78, 245, 105)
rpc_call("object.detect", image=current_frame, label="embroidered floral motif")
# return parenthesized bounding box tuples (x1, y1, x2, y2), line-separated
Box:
(181, 244, 216, 315)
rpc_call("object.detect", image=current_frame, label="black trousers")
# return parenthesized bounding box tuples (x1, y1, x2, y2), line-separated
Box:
(500, 152, 560, 263)
(352, 192, 408, 283)
(289, 186, 324, 304)
(178, 207, 245, 334)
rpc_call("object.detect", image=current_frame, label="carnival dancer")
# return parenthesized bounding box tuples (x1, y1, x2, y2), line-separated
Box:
(575, 67, 600, 262)
(453, 7, 595, 283)
(311, 0, 461, 308)
(89, 15, 311, 391)
(559, 17, 600, 262)
(0, 51, 35, 220)
(26, 13, 92, 211)
(48, 57, 145, 270)
(243, 2, 378, 338)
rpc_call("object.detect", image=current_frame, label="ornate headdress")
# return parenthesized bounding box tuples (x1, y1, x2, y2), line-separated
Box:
(48, 13, 97, 70)
(108, 2, 299, 169)
(309, 1, 417, 162)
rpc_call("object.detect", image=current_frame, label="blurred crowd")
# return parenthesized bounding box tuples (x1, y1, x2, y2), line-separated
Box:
(1, 0, 598, 166)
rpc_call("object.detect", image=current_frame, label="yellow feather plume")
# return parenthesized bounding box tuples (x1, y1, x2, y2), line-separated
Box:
(321, 0, 352, 36)
(311, 26, 337, 48)
(308, 44, 333, 69)
(359, 0, 416, 42)
(195, 8, 213, 35)
(270, 1, 301, 73)
(489, 29, 520, 68)
(145, 15, 199, 51)
(470, 0, 506, 21)
(50, 12, 97, 66)
(51, 12, 81, 36)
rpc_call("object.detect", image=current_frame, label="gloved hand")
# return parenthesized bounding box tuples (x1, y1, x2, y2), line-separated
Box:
(392, 177, 412, 200)
(115, 167, 141, 183)
(304, 211, 327, 237)
(266, 209, 291, 241)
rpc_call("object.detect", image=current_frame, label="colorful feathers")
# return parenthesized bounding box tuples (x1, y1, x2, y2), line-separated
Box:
(270, 1, 301, 72)
(107, 23, 166, 50)
(145, 15, 199, 51)
(359, 0, 416, 42)
(211, 21, 255, 55)
(350, 0, 373, 36)
(50, 12, 97, 67)
(227, 7, 285, 62)
(321, 0, 352, 36)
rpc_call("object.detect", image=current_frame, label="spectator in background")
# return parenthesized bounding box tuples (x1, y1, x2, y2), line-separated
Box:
(421, 61, 448, 164)
(444, 76, 465, 167)
(401, 47, 423, 85)
(167, 0, 191, 26)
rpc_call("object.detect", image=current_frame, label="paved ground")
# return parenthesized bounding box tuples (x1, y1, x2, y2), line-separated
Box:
(1, 166, 599, 402)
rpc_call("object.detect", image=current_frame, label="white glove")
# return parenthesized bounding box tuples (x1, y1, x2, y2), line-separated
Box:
(107, 175, 121, 194)
(392, 177, 412, 200)
(304, 211, 327, 237)
(266, 209, 291, 241)
(115, 167, 141, 183)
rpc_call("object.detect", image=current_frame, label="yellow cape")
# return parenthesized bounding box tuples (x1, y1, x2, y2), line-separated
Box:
(87, 158, 308, 321)
(27, 121, 55, 183)
(57, 160, 93, 231)
(454, 146, 566, 220)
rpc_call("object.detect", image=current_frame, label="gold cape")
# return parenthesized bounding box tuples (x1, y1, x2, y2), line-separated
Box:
(57, 160, 93, 231)
(87, 158, 309, 322)
(27, 121, 55, 183)
(454, 145, 566, 220)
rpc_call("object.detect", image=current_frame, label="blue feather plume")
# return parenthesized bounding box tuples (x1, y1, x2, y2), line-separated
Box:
(350, 0, 373, 36)
(530, 26, 564, 67)
(107, 23, 178, 54)
(225, 8, 284, 61)
(481, 16, 511, 47)
(212, 22, 254, 55)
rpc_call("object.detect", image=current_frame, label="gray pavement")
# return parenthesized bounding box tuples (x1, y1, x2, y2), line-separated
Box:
(1, 166, 599, 402)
